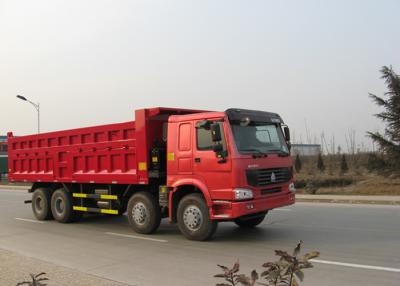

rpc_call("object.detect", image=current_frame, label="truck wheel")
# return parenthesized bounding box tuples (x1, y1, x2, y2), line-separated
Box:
(127, 192, 161, 234)
(51, 188, 82, 223)
(32, 188, 53, 220)
(177, 193, 218, 241)
(234, 213, 267, 228)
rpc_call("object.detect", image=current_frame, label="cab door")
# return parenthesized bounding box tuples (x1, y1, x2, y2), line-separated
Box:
(176, 122, 193, 174)
(192, 120, 232, 199)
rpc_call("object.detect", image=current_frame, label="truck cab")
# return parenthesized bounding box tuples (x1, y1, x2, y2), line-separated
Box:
(165, 108, 295, 240)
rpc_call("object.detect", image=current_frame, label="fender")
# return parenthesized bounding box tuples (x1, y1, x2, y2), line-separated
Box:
(168, 177, 212, 222)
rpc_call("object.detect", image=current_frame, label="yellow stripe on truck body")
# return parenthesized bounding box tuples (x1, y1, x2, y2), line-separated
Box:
(73, 193, 87, 198)
(100, 195, 118, 200)
(73, 206, 88, 212)
(101, 209, 119, 215)
(72, 193, 118, 200)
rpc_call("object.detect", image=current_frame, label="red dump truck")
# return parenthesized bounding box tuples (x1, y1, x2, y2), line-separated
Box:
(8, 107, 295, 240)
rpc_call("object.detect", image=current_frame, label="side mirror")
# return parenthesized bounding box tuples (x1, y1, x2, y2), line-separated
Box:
(211, 123, 222, 142)
(284, 126, 290, 142)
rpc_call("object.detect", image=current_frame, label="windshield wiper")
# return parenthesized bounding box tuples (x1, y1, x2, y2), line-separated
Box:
(238, 149, 268, 158)
(268, 149, 290, 157)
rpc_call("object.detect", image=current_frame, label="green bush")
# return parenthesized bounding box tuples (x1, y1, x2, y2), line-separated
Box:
(294, 154, 302, 173)
(366, 153, 387, 171)
(295, 177, 354, 194)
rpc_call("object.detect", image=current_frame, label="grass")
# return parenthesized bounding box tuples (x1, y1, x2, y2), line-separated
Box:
(294, 153, 400, 196)
(296, 174, 400, 196)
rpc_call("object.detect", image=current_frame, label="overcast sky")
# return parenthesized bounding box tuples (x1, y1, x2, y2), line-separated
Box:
(1, 0, 399, 152)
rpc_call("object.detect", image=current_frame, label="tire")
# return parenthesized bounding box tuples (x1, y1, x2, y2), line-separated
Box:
(127, 192, 161, 234)
(234, 213, 267, 228)
(177, 193, 218, 241)
(32, 188, 53, 220)
(51, 188, 82, 223)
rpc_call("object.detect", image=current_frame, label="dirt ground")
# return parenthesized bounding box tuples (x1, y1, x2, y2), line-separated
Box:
(296, 173, 400, 195)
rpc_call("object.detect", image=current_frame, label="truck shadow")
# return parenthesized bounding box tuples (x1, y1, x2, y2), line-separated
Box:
(74, 214, 299, 243)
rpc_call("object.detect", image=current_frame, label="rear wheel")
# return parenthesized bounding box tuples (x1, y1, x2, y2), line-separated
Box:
(51, 188, 82, 223)
(234, 213, 267, 228)
(127, 192, 161, 234)
(177, 193, 218, 241)
(32, 188, 53, 220)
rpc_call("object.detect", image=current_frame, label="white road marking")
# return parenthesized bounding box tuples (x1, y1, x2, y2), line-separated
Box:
(105, 232, 168, 243)
(15, 218, 45, 224)
(311, 259, 400, 273)
(274, 208, 293, 212)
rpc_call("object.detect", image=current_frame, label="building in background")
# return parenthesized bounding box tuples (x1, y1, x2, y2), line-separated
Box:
(0, 136, 8, 178)
(291, 144, 321, 156)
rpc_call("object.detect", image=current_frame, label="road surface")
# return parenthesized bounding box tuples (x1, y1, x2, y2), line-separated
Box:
(0, 189, 399, 286)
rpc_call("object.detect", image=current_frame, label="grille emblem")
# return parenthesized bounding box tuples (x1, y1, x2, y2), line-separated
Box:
(271, 172, 276, 183)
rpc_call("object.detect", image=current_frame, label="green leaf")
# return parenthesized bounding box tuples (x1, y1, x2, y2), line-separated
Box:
(262, 262, 275, 268)
(292, 240, 303, 257)
(295, 270, 304, 282)
(275, 250, 294, 263)
(235, 274, 251, 286)
(232, 261, 240, 273)
(217, 264, 229, 272)
(251, 270, 258, 282)
(303, 251, 320, 260)
(291, 278, 300, 286)
(298, 261, 314, 269)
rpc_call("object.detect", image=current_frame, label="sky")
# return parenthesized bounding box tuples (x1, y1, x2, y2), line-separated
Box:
(0, 0, 399, 153)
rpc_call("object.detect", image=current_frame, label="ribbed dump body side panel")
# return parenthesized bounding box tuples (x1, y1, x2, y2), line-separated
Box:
(8, 121, 139, 184)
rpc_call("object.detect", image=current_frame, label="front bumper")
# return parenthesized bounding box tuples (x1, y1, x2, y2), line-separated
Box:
(211, 192, 295, 220)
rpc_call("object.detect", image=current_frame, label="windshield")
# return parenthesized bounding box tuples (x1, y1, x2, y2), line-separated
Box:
(230, 122, 289, 155)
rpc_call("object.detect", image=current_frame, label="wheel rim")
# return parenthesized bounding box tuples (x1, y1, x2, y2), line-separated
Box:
(132, 202, 148, 225)
(55, 197, 65, 216)
(183, 205, 203, 231)
(35, 197, 44, 212)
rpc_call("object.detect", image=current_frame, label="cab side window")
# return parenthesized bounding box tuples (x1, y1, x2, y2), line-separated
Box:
(196, 122, 226, 151)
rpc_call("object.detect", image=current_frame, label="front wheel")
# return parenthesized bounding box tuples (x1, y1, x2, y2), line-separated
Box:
(177, 193, 218, 241)
(127, 192, 161, 234)
(234, 213, 267, 228)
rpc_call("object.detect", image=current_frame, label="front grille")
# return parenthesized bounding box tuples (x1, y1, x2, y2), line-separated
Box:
(261, 187, 282, 195)
(246, 167, 292, 187)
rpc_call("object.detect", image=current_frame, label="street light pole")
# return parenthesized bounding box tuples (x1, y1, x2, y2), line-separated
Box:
(16, 95, 40, 134)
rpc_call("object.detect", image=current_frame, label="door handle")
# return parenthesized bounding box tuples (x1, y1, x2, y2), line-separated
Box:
(194, 158, 201, 163)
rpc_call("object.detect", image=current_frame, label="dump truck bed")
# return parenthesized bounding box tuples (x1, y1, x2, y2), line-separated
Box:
(7, 108, 207, 185)
(7, 120, 140, 184)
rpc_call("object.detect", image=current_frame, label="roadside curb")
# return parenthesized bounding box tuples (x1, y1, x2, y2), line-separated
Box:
(296, 196, 400, 206)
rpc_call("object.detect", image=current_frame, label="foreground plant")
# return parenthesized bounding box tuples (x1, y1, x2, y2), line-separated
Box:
(214, 241, 319, 286)
(16, 272, 49, 286)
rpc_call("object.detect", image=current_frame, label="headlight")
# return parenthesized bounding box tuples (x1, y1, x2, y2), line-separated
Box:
(289, 182, 296, 193)
(233, 188, 253, 200)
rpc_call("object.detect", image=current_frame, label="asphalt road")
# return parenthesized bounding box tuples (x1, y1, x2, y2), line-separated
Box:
(0, 189, 399, 286)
